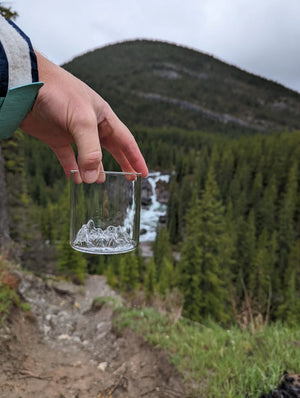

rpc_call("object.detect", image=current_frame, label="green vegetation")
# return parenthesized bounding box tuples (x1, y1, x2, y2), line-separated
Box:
(63, 40, 300, 135)
(92, 296, 123, 310)
(114, 306, 300, 397)
(2, 127, 300, 325)
(0, 255, 31, 325)
(0, 3, 18, 20)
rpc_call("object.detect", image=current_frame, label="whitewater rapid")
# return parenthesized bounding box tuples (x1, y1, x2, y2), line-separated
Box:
(139, 171, 170, 242)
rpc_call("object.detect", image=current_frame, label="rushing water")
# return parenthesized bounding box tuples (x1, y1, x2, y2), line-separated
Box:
(140, 171, 170, 242)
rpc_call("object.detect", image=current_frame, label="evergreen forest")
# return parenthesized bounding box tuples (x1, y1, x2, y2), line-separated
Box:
(1, 40, 300, 327)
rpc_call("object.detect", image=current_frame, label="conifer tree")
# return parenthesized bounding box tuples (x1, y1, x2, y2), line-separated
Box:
(105, 261, 118, 288)
(0, 3, 18, 20)
(177, 174, 193, 239)
(177, 166, 232, 323)
(236, 210, 256, 288)
(278, 161, 298, 272)
(256, 174, 277, 235)
(88, 254, 106, 275)
(153, 226, 173, 279)
(158, 258, 174, 295)
(134, 247, 146, 283)
(167, 180, 180, 244)
(218, 146, 234, 203)
(58, 221, 87, 283)
(119, 254, 139, 292)
(248, 228, 271, 313)
(276, 240, 300, 325)
(144, 258, 157, 301)
(250, 171, 263, 212)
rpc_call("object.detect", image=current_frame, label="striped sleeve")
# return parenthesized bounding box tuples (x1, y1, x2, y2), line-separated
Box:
(0, 15, 39, 92)
(0, 15, 43, 139)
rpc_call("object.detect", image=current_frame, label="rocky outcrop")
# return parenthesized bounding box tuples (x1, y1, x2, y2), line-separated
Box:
(155, 179, 170, 204)
(141, 178, 152, 206)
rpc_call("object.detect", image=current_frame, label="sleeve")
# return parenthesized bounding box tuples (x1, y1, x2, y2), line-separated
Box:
(0, 15, 43, 139)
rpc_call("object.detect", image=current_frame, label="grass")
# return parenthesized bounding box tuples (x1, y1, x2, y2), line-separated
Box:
(113, 306, 300, 397)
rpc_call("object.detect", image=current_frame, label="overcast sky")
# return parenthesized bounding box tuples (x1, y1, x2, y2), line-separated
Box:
(11, 0, 300, 92)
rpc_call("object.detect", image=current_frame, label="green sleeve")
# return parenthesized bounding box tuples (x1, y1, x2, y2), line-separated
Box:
(0, 81, 43, 139)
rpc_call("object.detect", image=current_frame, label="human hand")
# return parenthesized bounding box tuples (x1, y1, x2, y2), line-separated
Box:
(20, 52, 148, 183)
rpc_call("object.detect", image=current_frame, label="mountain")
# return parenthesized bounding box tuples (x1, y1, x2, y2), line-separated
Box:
(63, 39, 300, 135)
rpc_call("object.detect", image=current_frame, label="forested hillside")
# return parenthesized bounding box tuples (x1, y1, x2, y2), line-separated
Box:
(63, 40, 300, 135)
(2, 40, 300, 326)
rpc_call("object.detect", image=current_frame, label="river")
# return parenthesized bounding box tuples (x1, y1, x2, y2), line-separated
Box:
(140, 171, 170, 242)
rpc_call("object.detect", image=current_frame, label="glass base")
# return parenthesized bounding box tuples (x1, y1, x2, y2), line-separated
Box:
(70, 243, 137, 255)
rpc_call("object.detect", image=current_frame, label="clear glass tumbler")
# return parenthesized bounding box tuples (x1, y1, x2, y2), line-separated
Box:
(70, 170, 141, 254)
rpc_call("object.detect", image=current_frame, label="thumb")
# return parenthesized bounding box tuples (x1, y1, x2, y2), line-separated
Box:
(74, 127, 103, 183)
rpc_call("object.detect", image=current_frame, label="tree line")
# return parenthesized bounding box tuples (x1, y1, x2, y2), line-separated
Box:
(2, 127, 300, 326)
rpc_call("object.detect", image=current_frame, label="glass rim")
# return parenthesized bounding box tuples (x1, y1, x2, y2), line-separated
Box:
(70, 169, 142, 177)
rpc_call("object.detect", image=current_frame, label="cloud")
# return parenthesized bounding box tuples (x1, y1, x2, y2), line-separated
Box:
(12, 0, 300, 91)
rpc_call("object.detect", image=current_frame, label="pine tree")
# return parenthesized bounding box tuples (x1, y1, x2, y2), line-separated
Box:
(256, 174, 277, 235)
(153, 226, 173, 280)
(119, 254, 139, 292)
(0, 3, 18, 20)
(158, 258, 174, 295)
(248, 228, 271, 313)
(236, 210, 256, 289)
(105, 261, 118, 288)
(58, 221, 87, 284)
(177, 166, 232, 323)
(276, 240, 300, 325)
(278, 161, 298, 272)
(144, 258, 157, 301)
(167, 180, 180, 244)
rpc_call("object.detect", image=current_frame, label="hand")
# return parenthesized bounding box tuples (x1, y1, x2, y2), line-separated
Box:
(20, 52, 148, 183)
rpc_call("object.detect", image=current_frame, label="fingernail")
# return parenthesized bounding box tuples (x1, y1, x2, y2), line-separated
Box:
(83, 169, 98, 183)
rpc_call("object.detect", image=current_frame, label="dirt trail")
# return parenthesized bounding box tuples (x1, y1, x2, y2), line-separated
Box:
(0, 273, 186, 398)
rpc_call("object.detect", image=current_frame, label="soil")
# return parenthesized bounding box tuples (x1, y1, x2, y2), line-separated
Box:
(0, 272, 186, 398)
(1, 271, 299, 398)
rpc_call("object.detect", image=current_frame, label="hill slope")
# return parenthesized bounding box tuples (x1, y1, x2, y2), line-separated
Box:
(63, 40, 300, 135)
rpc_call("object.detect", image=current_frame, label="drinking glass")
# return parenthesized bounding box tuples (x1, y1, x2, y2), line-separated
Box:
(70, 170, 141, 254)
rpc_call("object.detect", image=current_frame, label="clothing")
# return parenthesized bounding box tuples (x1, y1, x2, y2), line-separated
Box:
(0, 15, 43, 139)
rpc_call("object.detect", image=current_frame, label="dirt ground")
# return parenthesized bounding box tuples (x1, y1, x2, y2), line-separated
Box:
(0, 273, 187, 398)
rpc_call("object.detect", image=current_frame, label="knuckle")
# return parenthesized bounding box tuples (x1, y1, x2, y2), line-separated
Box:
(79, 150, 102, 169)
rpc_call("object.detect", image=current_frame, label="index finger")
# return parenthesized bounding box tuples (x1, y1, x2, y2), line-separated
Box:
(100, 116, 148, 177)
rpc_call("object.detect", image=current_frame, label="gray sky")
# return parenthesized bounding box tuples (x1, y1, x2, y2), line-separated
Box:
(12, 0, 300, 92)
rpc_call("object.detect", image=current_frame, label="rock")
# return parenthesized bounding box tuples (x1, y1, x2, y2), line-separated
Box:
(52, 280, 81, 296)
(141, 178, 153, 206)
(58, 334, 71, 340)
(159, 215, 167, 224)
(155, 180, 170, 204)
(97, 362, 108, 371)
(139, 242, 153, 258)
(141, 197, 152, 206)
(43, 325, 51, 335)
